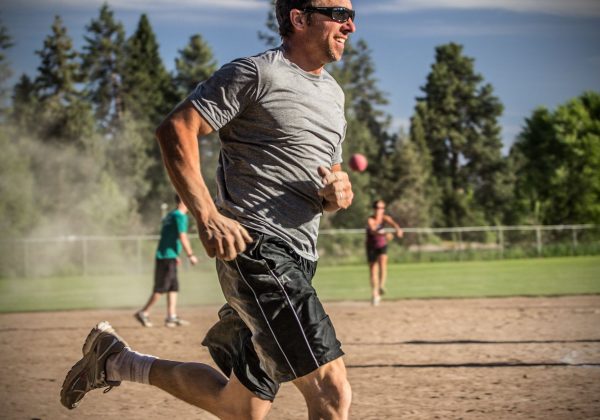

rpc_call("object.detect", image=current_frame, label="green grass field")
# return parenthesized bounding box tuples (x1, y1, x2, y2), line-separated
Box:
(1, 256, 599, 313)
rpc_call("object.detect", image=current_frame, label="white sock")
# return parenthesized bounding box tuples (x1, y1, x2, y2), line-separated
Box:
(106, 347, 157, 384)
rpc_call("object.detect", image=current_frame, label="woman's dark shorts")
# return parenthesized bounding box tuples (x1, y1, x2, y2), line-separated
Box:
(366, 245, 388, 263)
(201, 231, 344, 401)
(153, 258, 179, 293)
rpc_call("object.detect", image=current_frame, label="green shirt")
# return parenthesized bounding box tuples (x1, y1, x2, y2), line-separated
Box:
(156, 209, 188, 259)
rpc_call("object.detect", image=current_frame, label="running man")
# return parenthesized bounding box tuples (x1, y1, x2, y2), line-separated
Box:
(60, 1, 356, 419)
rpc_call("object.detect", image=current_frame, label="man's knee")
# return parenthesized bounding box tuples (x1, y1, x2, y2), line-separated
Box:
(321, 373, 352, 412)
(295, 359, 352, 417)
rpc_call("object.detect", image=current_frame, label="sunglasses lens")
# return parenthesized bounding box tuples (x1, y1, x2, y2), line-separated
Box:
(331, 11, 346, 22)
(332, 8, 354, 23)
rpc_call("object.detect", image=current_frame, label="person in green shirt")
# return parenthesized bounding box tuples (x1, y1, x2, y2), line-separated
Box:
(134, 195, 198, 327)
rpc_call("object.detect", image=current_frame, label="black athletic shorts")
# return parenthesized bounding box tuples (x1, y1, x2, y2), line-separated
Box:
(366, 244, 388, 263)
(202, 231, 344, 401)
(153, 258, 179, 293)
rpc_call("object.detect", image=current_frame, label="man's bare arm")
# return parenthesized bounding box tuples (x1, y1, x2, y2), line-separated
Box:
(155, 101, 252, 260)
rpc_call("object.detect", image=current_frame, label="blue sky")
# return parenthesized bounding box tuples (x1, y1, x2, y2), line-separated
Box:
(3, 0, 600, 153)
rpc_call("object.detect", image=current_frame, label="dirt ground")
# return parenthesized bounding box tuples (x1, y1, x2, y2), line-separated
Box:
(1, 295, 600, 420)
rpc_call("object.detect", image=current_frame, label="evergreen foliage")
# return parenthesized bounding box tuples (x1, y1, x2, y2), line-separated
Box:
(414, 43, 509, 227)
(121, 14, 174, 123)
(32, 16, 95, 145)
(35, 16, 79, 101)
(174, 34, 218, 99)
(81, 3, 126, 133)
(120, 14, 178, 222)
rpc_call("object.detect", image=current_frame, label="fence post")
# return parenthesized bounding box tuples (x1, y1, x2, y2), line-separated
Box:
(457, 230, 463, 261)
(498, 227, 504, 259)
(535, 227, 542, 256)
(572, 228, 578, 253)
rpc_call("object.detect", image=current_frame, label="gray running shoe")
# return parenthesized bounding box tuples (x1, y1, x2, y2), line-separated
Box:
(134, 311, 153, 327)
(60, 321, 128, 410)
(165, 316, 190, 328)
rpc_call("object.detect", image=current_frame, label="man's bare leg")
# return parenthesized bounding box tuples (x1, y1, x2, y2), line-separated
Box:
(149, 361, 272, 420)
(293, 358, 352, 420)
(167, 291, 177, 318)
(141, 292, 162, 314)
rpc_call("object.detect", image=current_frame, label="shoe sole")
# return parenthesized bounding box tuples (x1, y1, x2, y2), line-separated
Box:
(60, 322, 116, 409)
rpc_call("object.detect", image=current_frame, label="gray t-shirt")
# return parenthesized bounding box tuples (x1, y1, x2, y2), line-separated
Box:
(189, 47, 346, 261)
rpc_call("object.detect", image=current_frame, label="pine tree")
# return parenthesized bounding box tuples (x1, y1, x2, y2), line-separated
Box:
(34, 15, 94, 144)
(35, 16, 79, 102)
(121, 14, 177, 222)
(414, 43, 508, 227)
(121, 14, 174, 124)
(408, 109, 441, 224)
(81, 3, 126, 133)
(174, 34, 217, 99)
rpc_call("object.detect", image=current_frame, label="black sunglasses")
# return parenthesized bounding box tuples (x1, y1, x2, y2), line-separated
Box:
(303, 7, 356, 23)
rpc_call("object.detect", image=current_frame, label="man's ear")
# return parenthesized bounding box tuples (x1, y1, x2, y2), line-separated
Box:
(290, 9, 307, 32)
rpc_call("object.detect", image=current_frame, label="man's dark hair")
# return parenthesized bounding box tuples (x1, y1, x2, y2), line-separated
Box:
(276, 0, 313, 38)
(175, 194, 182, 204)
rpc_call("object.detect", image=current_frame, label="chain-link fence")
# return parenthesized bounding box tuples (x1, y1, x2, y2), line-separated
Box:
(1, 225, 598, 277)
(319, 224, 600, 265)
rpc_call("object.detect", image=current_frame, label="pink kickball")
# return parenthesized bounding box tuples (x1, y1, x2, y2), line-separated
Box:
(348, 153, 368, 172)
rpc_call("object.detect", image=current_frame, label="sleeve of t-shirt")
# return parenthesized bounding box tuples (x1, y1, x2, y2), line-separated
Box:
(188, 57, 259, 131)
(174, 213, 188, 234)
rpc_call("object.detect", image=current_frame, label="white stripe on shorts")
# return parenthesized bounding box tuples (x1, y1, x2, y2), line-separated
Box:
(234, 259, 298, 378)
(265, 266, 320, 369)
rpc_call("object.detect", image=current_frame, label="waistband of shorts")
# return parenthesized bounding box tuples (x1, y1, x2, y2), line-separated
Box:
(243, 227, 316, 273)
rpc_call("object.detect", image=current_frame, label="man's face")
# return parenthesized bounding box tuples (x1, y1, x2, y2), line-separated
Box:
(305, 0, 356, 64)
